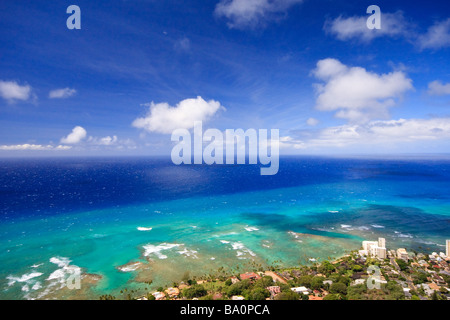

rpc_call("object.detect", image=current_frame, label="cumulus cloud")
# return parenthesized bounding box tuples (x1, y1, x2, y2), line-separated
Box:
(60, 126, 87, 144)
(0, 80, 32, 102)
(281, 117, 450, 150)
(325, 11, 410, 42)
(312, 58, 413, 123)
(49, 88, 77, 99)
(428, 80, 450, 96)
(59, 126, 135, 150)
(215, 0, 303, 29)
(132, 96, 224, 134)
(417, 19, 450, 50)
(0, 144, 71, 151)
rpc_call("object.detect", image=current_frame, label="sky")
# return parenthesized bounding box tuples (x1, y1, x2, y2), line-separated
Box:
(0, 0, 450, 157)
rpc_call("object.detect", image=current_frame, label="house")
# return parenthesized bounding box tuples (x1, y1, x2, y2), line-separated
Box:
(291, 286, 310, 295)
(280, 271, 293, 281)
(240, 272, 261, 281)
(403, 288, 412, 299)
(165, 287, 180, 298)
(266, 286, 281, 297)
(230, 276, 240, 284)
(231, 295, 245, 300)
(152, 291, 165, 300)
(416, 283, 434, 296)
(308, 295, 323, 300)
(213, 293, 223, 300)
(323, 280, 333, 286)
(429, 283, 440, 291)
(351, 279, 366, 286)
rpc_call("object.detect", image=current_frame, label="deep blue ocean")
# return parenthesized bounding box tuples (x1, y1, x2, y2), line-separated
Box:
(0, 156, 449, 299)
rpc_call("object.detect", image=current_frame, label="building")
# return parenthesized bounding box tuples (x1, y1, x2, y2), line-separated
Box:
(240, 272, 261, 281)
(447, 240, 450, 258)
(360, 238, 386, 259)
(230, 276, 240, 284)
(397, 248, 409, 261)
(152, 291, 165, 300)
(266, 286, 281, 298)
(291, 286, 310, 295)
(372, 246, 387, 259)
(165, 287, 180, 298)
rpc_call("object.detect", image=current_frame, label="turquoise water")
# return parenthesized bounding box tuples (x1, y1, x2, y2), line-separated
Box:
(0, 157, 449, 299)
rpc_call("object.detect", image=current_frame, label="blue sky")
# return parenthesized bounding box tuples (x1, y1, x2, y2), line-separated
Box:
(0, 0, 450, 156)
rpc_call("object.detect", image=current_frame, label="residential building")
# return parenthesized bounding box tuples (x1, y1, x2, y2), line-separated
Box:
(291, 286, 310, 295)
(240, 272, 261, 281)
(397, 248, 409, 261)
(360, 238, 386, 259)
(266, 286, 281, 298)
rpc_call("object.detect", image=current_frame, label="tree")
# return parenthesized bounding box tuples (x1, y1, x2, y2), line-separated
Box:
(310, 276, 325, 290)
(274, 291, 300, 300)
(183, 285, 207, 299)
(323, 294, 341, 300)
(318, 261, 336, 275)
(330, 282, 347, 295)
(254, 276, 274, 289)
(396, 259, 408, 271)
(227, 279, 251, 296)
(249, 288, 270, 300)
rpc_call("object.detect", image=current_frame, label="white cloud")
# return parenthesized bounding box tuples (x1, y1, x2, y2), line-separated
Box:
(174, 37, 191, 52)
(325, 11, 410, 42)
(0, 80, 32, 102)
(60, 126, 87, 144)
(0, 144, 71, 151)
(49, 88, 77, 99)
(428, 80, 450, 96)
(132, 96, 224, 134)
(215, 0, 302, 29)
(87, 135, 118, 146)
(306, 117, 319, 126)
(312, 58, 413, 123)
(417, 18, 450, 50)
(281, 117, 450, 151)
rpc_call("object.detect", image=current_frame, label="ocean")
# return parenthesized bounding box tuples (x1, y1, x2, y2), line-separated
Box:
(0, 156, 449, 299)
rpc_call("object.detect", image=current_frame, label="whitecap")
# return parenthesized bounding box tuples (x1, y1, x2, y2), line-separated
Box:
(137, 227, 152, 231)
(244, 226, 259, 232)
(142, 243, 182, 259)
(6, 272, 43, 286)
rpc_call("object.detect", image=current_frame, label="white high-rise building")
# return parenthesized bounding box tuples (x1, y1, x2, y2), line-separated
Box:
(446, 240, 450, 258)
(378, 237, 386, 249)
(360, 238, 386, 259)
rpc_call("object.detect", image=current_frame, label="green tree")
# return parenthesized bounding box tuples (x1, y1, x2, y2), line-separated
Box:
(183, 285, 207, 299)
(310, 276, 325, 290)
(274, 291, 300, 300)
(249, 287, 270, 300)
(330, 282, 347, 295)
(323, 294, 341, 300)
